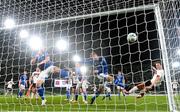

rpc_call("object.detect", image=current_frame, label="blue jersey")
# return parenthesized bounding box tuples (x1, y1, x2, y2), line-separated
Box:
(32, 51, 53, 70)
(20, 74, 27, 85)
(75, 67, 82, 81)
(96, 57, 108, 75)
(59, 69, 69, 79)
(114, 73, 125, 88)
(82, 57, 108, 75)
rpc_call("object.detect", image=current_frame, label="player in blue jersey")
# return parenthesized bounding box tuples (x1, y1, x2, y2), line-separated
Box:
(89, 51, 113, 104)
(59, 64, 72, 101)
(18, 70, 28, 98)
(31, 49, 60, 105)
(114, 69, 128, 99)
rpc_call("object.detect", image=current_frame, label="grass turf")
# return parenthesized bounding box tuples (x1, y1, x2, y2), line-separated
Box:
(0, 95, 169, 111)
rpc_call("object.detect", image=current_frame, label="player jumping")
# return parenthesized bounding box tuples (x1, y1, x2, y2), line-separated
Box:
(31, 49, 60, 105)
(128, 62, 164, 98)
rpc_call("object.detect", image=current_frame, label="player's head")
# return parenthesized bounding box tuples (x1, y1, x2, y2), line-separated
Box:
(155, 62, 162, 70)
(90, 51, 99, 60)
(23, 70, 28, 75)
(117, 69, 123, 74)
(75, 63, 81, 67)
(36, 67, 41, 72)
(11, 78, 13, 81)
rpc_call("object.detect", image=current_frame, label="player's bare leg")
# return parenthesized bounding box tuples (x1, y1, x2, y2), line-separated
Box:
(26, 84, 33, 98)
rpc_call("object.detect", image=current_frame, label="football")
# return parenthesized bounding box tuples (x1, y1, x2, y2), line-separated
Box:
(127, 33, 137, 43)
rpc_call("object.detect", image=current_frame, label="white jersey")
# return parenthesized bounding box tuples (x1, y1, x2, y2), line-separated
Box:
(151, 69, 164, 86)
(7, 81, 14, 89)
(72, 75, 79, 84)
(32, 71, 40, 83)
(172, 81, 179, 89)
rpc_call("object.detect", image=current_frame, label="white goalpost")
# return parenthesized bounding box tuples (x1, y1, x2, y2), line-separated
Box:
(0, 0, 179, 111)
(154, 4, 176, 112)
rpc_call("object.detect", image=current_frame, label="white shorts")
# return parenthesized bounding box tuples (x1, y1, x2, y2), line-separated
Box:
(20, 84, 25, 90)
(76, 80, 88, 90)
(105, 86, 111, 93)
(117, 86, 124, 90)
(38, 65, 55, 82)
(97, 73, 108, 80)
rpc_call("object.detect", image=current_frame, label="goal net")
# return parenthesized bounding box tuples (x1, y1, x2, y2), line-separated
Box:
(0, 0, 179, 111)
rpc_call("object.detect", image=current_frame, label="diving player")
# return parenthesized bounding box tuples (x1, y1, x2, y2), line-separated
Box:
(128, 62, 164, 98)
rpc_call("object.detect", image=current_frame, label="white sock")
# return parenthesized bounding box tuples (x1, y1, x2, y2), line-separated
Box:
(129, 86, 138, 93)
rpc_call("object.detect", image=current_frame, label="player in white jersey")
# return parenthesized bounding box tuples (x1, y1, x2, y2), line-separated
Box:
(72, 63, 89, 104)
(26, 67, 41, 98)
(128, 62, 164, 98)
(172, 80, 179, 94)
(5, 79, 15, 96)
(70, 72, 79, 102)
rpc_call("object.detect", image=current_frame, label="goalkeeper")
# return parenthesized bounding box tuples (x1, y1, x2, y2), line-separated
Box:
(128, 62, 164, 98)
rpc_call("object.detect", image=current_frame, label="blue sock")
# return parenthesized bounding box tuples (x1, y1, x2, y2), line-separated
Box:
(37, 87, 45, 100)
(75, 94, 78, 101)
(91, 91, 100, 104)
(18, 91, 23, 97)
(66, 90, 70, 100)
(84, 92, 87, 101)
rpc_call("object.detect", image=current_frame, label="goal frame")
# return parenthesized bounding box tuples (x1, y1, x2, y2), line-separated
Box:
(0, 3, 176, 112)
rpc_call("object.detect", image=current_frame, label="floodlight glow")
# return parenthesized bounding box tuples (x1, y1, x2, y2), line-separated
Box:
(56, 40, 68, 51)
(73, 55, 81, 62)
(177, 49, 180, 55)
(19, 30, 29, 38)
(172, 61, 180, 68)
(29, 36, 42, 50)
(4, 19, 15, 29)
(80, 66, 87, 74)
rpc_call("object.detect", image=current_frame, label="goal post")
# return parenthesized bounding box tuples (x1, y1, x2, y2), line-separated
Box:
(0, 0, 179, 111)
(0, 4, 156, 30)
(154, 4, 176, 112)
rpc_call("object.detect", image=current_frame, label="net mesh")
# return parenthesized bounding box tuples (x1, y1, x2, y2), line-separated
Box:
(0, 0, 179, 111)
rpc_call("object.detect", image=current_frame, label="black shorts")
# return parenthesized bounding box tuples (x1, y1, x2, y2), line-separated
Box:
(145, 80, 152, 86)
(72, 84, 77, 89)
(32, 83, 36, 88)
(7, 88, 12, 91)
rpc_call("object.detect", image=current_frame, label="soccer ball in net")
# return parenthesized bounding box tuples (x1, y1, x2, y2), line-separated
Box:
(127, 33, 137, 43)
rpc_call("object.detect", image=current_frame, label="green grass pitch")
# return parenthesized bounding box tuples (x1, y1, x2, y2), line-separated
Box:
(0, 95, 169, 111)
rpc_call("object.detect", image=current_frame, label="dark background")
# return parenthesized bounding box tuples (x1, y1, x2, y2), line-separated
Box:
(0, 0, 172, 93)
